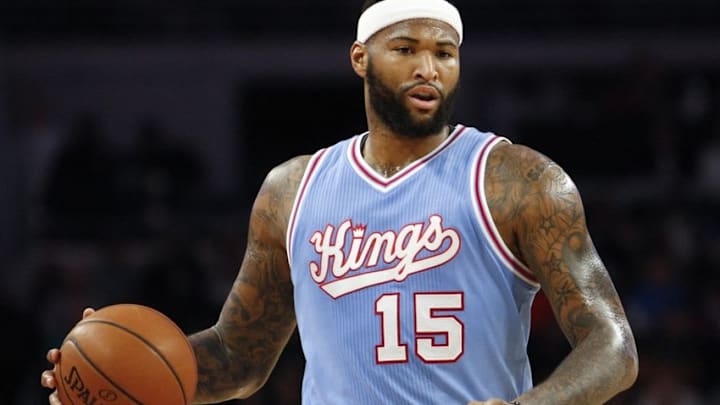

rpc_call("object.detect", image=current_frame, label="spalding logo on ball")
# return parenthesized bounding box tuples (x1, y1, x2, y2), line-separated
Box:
(55, 303, 198, 405)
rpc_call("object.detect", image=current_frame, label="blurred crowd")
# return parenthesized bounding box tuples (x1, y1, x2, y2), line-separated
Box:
(1, 47, 719, 405)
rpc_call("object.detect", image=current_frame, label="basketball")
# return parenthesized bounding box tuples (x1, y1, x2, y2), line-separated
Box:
(55, 303, 198, 405)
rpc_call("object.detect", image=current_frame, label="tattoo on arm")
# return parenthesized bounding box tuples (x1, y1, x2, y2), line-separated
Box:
(486, 144, 638, 404)
(189, 157, 309, 402)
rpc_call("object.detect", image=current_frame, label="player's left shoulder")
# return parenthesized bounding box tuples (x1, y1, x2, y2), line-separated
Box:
(488, 142, 579, 195)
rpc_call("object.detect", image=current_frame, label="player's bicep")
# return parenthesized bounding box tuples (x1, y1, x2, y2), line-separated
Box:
(517, 163, 619, 347)
(215, 156, 310, 350)
(218, 236, 296, 351)
(190, 157, 309, 400)
(216, 176, 297, 366)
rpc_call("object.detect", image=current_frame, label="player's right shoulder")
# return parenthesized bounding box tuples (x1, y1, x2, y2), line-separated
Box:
(263, 154, 313, 197)
(251, 155, 313, 239)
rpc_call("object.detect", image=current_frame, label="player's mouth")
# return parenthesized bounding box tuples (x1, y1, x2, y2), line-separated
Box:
(407, 85, 441, 110)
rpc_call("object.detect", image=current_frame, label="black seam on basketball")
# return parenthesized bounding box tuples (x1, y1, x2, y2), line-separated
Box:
(150, 309, 198, 386)
(93, 304, 197, 397)
(79, 319, 189, 404)
(66, 337, 145, 404)
(56, 360, 79, 405)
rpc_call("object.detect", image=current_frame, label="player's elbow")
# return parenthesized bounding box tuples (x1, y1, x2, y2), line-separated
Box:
(615, 330, 639, 393)
(189, 328, 273, 403)
(232, 371, 273, 399)
(195, 368, 268, 402)
(622, 343, 639, 391)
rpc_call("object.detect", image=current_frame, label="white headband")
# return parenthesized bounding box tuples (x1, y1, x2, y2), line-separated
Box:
(357, 0, 463, 45)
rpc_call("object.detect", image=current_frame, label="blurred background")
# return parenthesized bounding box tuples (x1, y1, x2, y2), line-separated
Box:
(1, 0, 719, 404)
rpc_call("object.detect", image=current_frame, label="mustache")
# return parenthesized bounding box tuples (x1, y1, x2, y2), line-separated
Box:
(400, 81, 444, 97)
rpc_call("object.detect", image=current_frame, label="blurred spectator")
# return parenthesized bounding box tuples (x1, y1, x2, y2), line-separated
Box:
(594, 51, 672, 177)
(0, 296, 43, 404)
(124, 117, 206, 208)
(17, 102, 65, 207)
(626, 251, 690, 337)
(634, 351, 704, 405)
(43, 112, 120, 223)
(134, 237, 216, 333)
(695, 116, 720, 197)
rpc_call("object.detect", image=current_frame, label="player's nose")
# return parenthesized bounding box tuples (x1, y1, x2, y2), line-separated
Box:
(413, 51, 439, 82)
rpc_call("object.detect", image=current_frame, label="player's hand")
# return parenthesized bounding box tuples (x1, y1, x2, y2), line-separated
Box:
(40, 308, 96, 404)
(41, 348, 61, 404)
(468, 399, 515, 405)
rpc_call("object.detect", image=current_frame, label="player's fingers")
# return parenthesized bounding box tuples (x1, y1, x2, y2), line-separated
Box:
(41, 370, 56, 389)
(46, 348, 61, 364)
(82, 307, 96, 318)
(49, 391, 62, 405)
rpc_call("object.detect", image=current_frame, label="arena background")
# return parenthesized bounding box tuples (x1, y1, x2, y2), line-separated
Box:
(1, 1, 719, 403)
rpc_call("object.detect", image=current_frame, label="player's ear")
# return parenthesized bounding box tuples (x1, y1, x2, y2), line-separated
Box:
(350, 41, 368, 78)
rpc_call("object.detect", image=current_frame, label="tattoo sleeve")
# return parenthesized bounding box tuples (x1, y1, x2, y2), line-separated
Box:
(486, 144, 638, 405)
(188, 156, 310, 403)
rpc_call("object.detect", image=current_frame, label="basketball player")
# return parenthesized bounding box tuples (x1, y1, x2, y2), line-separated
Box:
(42, 0, 638, 403)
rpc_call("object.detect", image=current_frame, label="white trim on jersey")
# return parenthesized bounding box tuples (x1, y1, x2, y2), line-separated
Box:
(471, 135, 540, 288)
(347, 125, 468, 193)
(286, 148, 329, 267)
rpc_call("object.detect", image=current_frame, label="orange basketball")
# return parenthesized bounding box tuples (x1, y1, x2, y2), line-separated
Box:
(55, 303, 198, 405)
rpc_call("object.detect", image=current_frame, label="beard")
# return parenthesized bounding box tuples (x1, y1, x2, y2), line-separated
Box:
(366, 59, 458, 138)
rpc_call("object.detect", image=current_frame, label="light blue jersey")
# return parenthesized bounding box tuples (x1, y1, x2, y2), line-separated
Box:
(287, 125, 540, 404)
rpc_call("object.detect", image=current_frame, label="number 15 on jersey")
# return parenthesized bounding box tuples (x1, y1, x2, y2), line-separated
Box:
(375, 292, 465, 364)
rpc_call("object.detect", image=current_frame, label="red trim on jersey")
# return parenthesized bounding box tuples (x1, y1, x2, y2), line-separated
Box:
(351, 125, 468, 189)
(287, 148, 328, 262)
(474, 137, 538, 284)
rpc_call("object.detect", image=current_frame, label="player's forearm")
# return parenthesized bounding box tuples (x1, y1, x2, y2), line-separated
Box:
(188, 327, 264, 404)
(515, 324, 638, 405)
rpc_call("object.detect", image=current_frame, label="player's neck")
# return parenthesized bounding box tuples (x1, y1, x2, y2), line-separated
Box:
(361, 124, 451, 178)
